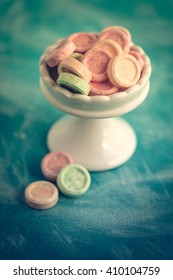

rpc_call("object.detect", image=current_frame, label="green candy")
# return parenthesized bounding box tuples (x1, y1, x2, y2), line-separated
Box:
(57, 164, 91, 197)
(56, 72, 90, 95)
(70, 52, 83, 61)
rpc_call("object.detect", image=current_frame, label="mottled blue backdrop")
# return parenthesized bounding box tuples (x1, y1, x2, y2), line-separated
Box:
(0, 0, 173, 260)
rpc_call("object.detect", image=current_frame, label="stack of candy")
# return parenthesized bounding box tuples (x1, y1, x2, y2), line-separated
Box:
(44, 26, 145, 96)
(24, 151, 91, 210)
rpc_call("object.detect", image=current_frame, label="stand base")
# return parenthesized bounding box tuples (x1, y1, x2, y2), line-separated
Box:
(47, 116, 137, 171)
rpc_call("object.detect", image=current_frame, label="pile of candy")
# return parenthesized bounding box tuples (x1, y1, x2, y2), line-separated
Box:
(24, 151, 91, 210)
(44, 26, 145, 96)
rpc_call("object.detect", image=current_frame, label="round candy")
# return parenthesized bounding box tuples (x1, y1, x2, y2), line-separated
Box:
(107, 54, 141, 88)
(99, 29, 130, 53)
(57, 164, 91, 197)
(57, 72, 91, 95)
(41, 151, 74, 181)
(81, 48, 112, 82)
(129, 50, 144, 70)
(70, 52, 83, 61)
(24, 181, 59, 210)
(101, 25, 131, 40)
(58, 56, 92, 83)
(89, 80, 119, 96)
(45, 39, 76, 67)
(93, 39, 123, 57)
(68, 32, 98, 52)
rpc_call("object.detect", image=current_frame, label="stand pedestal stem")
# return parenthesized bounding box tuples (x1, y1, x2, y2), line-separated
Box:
(47, 116, 137, 171)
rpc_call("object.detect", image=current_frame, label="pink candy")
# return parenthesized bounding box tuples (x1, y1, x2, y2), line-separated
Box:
(41, 151, 74, 181)
(81, 48, 112, 82)
(45, 40, 76, 67)
(68, 32, 98, 53)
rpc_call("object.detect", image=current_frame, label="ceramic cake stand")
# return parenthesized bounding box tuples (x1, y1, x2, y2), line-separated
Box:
(40, 45, 151, 171)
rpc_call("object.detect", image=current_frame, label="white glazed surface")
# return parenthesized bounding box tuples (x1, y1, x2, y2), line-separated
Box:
(47, 116, 137, 171)
(39, 41, 151, 118)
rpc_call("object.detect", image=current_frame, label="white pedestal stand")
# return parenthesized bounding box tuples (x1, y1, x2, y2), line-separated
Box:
(40, 44, 151, 171)
(47, 116, 137, 171)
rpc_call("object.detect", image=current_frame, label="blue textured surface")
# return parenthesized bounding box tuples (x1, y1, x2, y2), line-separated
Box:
(0, 0, 173, 260)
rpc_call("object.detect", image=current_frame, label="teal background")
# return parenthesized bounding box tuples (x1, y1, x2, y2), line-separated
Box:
(0, 0, 173, 260)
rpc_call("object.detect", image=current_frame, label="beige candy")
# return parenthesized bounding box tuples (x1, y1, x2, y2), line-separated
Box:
(107, 54, 141, 88)
(24, 181, 59, 210)
(58, 56, 92, 83)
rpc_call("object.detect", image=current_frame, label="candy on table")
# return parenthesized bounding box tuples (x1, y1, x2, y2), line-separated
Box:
(89, 80, 120, 96)
(44, 25, 145, 96)
(41, 151, 74, 181)
(81, 48, 112, 82)
(24, 151, 92, 210)
(24, 181, 59, 210)
(57, 163, 91, 197)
